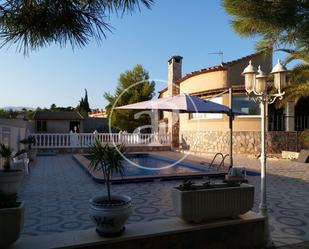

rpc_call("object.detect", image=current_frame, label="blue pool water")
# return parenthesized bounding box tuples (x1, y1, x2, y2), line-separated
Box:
(122, 154, 208, 176)
(85, 153, 260, 178)
(85, 153, 209, 177)
(246, 171, 260, 176)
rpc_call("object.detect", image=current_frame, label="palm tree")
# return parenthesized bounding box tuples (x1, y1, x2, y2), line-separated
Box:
(276, 49, 309, 107)
(0, 143, 14, 171)
(0, 143, 25, 171)
(0, 0, 153, 54)
(223, 0, 309, 107)
(88, 140, 125, 203)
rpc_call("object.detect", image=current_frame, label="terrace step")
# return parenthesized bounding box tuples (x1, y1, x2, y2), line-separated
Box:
(13, 212, 266, 249)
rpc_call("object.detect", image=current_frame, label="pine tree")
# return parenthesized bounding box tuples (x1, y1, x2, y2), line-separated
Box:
(104, 65, 155, 132)
(0, 0, 153, 54)
(223, 0, 309, 52)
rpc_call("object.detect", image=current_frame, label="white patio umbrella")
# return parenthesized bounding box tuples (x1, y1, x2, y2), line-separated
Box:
(115, 94, 243, 115)
(115, 94, 244, 167)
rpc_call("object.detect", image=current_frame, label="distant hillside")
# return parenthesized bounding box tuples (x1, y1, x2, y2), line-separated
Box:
(1, 106, 35, 111)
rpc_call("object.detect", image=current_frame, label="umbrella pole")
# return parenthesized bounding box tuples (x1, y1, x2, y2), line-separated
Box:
(228, 87, 233, 168)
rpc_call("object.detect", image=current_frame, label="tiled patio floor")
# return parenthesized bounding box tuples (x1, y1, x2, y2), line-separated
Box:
(19, 153, 309, 247)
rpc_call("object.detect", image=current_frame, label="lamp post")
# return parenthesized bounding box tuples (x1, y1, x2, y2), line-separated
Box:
(242, 59, 287, 247)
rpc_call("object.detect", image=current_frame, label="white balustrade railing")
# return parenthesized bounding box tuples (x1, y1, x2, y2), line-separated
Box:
(29, 133, 171, 149)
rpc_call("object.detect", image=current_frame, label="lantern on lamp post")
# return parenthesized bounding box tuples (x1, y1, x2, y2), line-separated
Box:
(242, 59, 287, 247)
(272, 59, 288, 94)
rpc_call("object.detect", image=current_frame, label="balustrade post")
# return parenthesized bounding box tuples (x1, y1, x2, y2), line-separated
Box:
(70, 131, 78, 147)
(93, 130, 98, 145)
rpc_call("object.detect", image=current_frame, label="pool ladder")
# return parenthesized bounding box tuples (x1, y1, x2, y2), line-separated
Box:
(208, 153, 230, 171)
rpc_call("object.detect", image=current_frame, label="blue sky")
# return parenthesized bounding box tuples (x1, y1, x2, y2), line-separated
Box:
(0, 0, 285, 109)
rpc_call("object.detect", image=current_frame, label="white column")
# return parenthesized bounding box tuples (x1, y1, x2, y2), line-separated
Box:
(285, 102, 295, 131)
(152, 110, 159, 134)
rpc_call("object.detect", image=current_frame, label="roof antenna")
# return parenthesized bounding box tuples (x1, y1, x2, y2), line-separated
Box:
(208, 51, 224, 65)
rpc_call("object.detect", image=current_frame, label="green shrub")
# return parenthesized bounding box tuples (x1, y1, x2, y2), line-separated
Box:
(300, 130, 309, 149)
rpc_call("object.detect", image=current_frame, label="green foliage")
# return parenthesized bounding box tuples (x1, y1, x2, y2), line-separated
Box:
(0, 108, 36, 120)
(224, 0, 309, 106)
(0, 109, 18, 119)
(0, 104, 78, 120)
(0, 143, 13, 159)
(223, 0, 309, 52)
(178, 180, 196, 191)
(88, 140, 126, 202)
(50, 104, 57, 110)
(177, 179, 240, 191)
(281, 82, 309, 104)
(300, 129, 309, 149)
(0, 0, 153, 54)
(20, 136, 35, 150)
(26, 109, 36, 120)
(0, 143, 26, 171)
(104, 64, 155, 132)
(0, 143, 14, 171)
(51, 106, 75, 112)
(77, 89, 91, 117)
(288, 63, 309, 84)
(276, 52, 309, 107)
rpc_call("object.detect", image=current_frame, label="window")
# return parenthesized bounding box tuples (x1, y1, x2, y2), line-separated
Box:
(37, 120, 47, 132)
(189, 97, 223, 120)
(233, 96, 260, 116)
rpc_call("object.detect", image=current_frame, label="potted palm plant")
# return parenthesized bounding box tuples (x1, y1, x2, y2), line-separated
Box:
(0, 143, 25, 195)
(88, 140, 132, 237)
(20, 136, 37, 161)
(0, 143, 25, 248)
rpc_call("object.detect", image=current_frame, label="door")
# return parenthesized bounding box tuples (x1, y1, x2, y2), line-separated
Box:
(69, 121, 80, 133)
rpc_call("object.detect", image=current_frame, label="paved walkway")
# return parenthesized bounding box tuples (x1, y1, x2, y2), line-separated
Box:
(19, 153, 309, 248)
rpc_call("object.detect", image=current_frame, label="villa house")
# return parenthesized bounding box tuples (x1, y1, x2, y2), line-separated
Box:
(33, 111, 84, 133)
(159, 52, 309, 154)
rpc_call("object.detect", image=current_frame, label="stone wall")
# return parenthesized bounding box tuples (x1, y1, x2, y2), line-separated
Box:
(180, 130, 303, 154)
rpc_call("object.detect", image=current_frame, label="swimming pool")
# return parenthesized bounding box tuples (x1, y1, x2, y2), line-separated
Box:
(118, 153, 209, 176)
(77, 153, 224, 183)
(77, 153, 259, 183)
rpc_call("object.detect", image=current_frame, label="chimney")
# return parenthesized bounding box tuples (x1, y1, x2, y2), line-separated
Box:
(167, 55, 182, 148)
(168, 55, 183, 96)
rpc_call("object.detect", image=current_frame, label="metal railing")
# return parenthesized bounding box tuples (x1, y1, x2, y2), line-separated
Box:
(268, 114, 309, 131)
(208, 153, 230, 171)
(295, 115, 309, 131)
(29, 133, 171, 149)
(268, 114, 285, 131)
